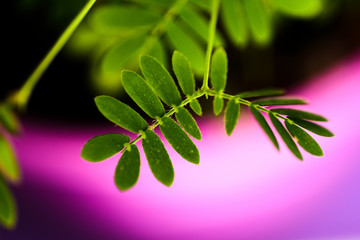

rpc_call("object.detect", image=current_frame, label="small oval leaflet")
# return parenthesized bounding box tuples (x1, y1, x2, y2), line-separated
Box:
(95, 95, 148, 133)
(122, 70, 165, 119)
(243, 0, 272, 45)
(160, 117, 200, 164)
(0, 178, 17, 229)
(0, 105, 19, 134)
(81, 133, 130, 162)
(237, 88, 284, 99)
(225, 98, 240, 136)
(253, 98, 306, 106)
(175, 107, 201, 140)
(250, 105, 279, 150)
(190, 99, 202, 116)
(290, 118, 334, 137)
(271, 108, 327, 122)
(213, 95, 224, 116)
(114, 145, 140, 191)
(142, 130, 174, 186)
(221, 0, 248, 47)
(285, 120, 323, 156)
(269, 113, 302, 160)
(269, 0, 322, 18)
(140, 55, 182, 106)
(172, 51, 195, 96)
(166, 21, 205, 75)
(0, 134, 20, 182)
(210, 47, 228, 92)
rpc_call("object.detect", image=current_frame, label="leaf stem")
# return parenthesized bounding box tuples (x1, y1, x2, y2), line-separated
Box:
(201, 0, 220, 92)
(14, 0, 96, 110)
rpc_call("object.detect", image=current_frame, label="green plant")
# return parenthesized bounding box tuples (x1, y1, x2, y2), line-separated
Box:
(81, 0, 333, 191)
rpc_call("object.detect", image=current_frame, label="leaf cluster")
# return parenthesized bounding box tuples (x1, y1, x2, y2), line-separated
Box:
(0, 103, 19, 229)
(82, 49, 333, 191)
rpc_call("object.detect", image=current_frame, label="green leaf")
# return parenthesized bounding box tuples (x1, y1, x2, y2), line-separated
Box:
(250, 105, 279, 149)
(95, 95, 148, 133)
(140, 55, 182, 106)
(237, 88, 284, 99)
(121, 70, 165, 118)
(213, 95, 224, 116)
(81, 133, 130, 162)
(0, 179, 17, 229)
(269, 0, 323, 18)
(172, 51, 195, 96)
(0, 134, 20, 182)
(114, 145, 140, 191)
(225, 98, 240, 136)
(285, 120, 323, 156)
(89, 5, 161, 35)
(101, 36, 146, 74)
(210, 47, 228, 92)
(160, 117, 200, 164)
(243, 0, 272, 45)
(166, 21, 205, 75)
(175, 107, 201, 140)
(290, 118, 334, 137)
(142, 130, 174, 186)
(269, 114, 302, 160)
(271, 108, 327, 122)
(149, 39, 168, 69)
(253, 98, 307, 106)
(190, 99, 202, 116)
(179, 5, 223, 46)
(132, 0, 175, 8)
(0, 104, 19, 134)
(221, 0, 248, 47)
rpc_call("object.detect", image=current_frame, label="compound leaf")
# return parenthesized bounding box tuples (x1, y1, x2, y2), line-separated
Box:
(237, 88, 284, 99)
(250, 105, 279, 150)
(210, 47, 228, 92)
(271, 108, 327, 122)
(290, 118, 334, 137)
(142, 130, 174, 186)
(95, 95, 148, 133)
(285, 120, 323, 156)
(213, 95, 224, 116)
(244, 0, 272, 45)
(0, 179, 16, 229)
(0, 105, 19, 134)
(140, 55, 182, 106)
(253, 98, 307, 106)
(190, 99, 202, 116)
(81, 133, 130, 162)
(269, 113, 302, 160)
(225, 98, 240, 136)
(172, 51, 195, 96)
(0, 135, 19, 182)
(166, 21, 205, 75)
(175, 107, 201, 140)
(114, 145, 140, 191)
(221, 0, 248, 47)
(160, 117, 200, 164)
(122, 70, 165, 118)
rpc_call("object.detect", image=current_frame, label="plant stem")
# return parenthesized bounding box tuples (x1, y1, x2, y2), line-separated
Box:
(201, 0, 220, 92)
(14, 0, 96, 110)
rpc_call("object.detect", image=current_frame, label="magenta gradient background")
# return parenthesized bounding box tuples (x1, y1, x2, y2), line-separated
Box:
(2, 51, 360, 239)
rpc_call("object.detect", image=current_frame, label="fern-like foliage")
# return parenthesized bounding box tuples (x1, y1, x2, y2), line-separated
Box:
(81, 50, 333, 191)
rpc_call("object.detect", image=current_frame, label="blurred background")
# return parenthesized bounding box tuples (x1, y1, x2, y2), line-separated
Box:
(1, 0, 360, 239)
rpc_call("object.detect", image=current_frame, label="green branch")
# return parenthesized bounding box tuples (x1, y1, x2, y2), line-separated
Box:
(14, 0, 96, 110)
